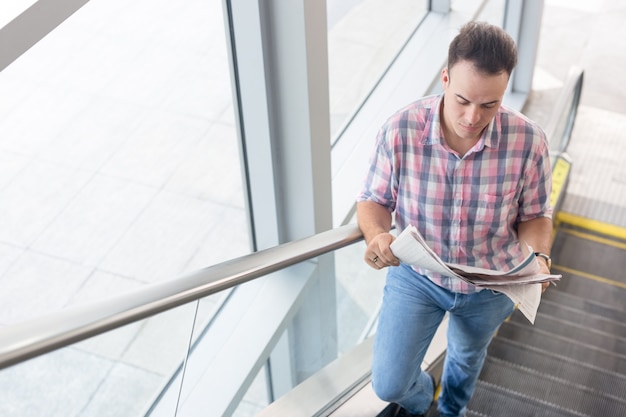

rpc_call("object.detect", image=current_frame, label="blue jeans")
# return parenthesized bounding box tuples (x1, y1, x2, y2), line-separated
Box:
(371, 263, 514, 417)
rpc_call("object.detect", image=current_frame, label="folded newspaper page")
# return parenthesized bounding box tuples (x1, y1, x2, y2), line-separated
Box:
(389, 225, 562, 324)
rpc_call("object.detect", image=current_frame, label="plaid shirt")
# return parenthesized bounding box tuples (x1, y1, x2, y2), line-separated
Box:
(357, 94, 553, 293)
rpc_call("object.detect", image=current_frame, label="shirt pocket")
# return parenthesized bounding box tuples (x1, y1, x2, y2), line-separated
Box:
(474, 190, 517, 231)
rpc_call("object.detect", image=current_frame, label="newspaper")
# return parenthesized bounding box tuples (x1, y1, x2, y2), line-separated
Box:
(389, 225, 562, 324)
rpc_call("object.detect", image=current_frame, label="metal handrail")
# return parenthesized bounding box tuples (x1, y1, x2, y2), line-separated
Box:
(544, 66, 584, 155)
(0, 224, 364, 370)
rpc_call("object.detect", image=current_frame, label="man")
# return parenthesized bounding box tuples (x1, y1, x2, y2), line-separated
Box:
(356, 21, 553, 417)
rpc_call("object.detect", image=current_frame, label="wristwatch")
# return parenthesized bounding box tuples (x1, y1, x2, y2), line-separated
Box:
(534, 252, 552, 269)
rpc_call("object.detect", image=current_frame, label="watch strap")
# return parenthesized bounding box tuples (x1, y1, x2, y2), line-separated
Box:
(534, 252, 552, 269)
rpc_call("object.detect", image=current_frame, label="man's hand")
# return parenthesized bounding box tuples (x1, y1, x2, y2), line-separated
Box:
(537, 260, 551, 293)
(356, 201, 400, 269)
(365, 232, 400, 269)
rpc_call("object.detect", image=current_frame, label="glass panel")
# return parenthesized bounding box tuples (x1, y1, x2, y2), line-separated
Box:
(148, 284, 272, 417)
(0, 0, 251, 413)
(327, 0, 429, 141)
(233, 366, 270, 417)
(0, 0, 249, 318)
(0, 0, 37, 27)
(335, 238, 386, 353)
(0, 302, 208, 417)
(474, 0, 507, 24)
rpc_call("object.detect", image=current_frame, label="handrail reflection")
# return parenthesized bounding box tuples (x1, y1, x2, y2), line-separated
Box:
(0, 224, 364, 370)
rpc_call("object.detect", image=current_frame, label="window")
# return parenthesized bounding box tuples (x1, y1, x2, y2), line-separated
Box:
(0, 0, 249, 324)
(327, 0, 428, 141)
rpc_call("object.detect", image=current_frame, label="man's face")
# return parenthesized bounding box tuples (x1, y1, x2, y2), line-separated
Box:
(440, 60, 509, 144)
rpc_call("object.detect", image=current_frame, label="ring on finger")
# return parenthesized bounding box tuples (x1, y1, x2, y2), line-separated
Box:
(372, 256, 379, 263)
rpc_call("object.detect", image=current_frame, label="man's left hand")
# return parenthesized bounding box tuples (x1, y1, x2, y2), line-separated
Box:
(537, 261, 551, 293)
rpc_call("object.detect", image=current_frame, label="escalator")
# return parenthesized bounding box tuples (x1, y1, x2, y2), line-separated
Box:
(466, 223, 626, 416)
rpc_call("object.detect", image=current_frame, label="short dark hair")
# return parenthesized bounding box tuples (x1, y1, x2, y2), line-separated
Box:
(448, 21, 518, 76)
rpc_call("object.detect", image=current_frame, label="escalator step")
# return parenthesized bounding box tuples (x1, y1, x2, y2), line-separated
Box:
(530, 299, 626, 337)
(507, 313, 626, 352)
(467, 380, 592, 417)
(542, 289, 626, 322)
(488, 338, 626, 400)
(551, 230, 626, 290)
(545, 274, 626, 313)
(466, 226, 626, 416)
(496, 321, 626, 373)
(478, 356, 626, 416)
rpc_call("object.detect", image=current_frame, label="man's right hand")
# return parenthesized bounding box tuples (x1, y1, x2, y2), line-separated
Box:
(356, 201, 399, 269)
(364, 232, 400, 269)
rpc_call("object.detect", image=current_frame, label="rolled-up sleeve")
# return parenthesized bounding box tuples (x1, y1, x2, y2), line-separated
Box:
(518, 132, 553, 222)
(356, 126, 398, 213)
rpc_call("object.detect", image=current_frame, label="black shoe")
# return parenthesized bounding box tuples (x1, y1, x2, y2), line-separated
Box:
(394, 404, 422, 417)
(393, 403, 430, 417)
(394, 403, 440, 417)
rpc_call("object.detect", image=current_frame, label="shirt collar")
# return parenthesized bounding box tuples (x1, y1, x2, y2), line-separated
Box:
(421, 94, 501, 150)
(482, 116, 499, 149)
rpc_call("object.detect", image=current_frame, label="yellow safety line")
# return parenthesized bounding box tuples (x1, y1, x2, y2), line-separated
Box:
(556, 211, 626, 241)
(434, 384, 441, 402)
(560, 228, 626, 250)
(552, 264, 626, 290)
(550, 157, 571, 208)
